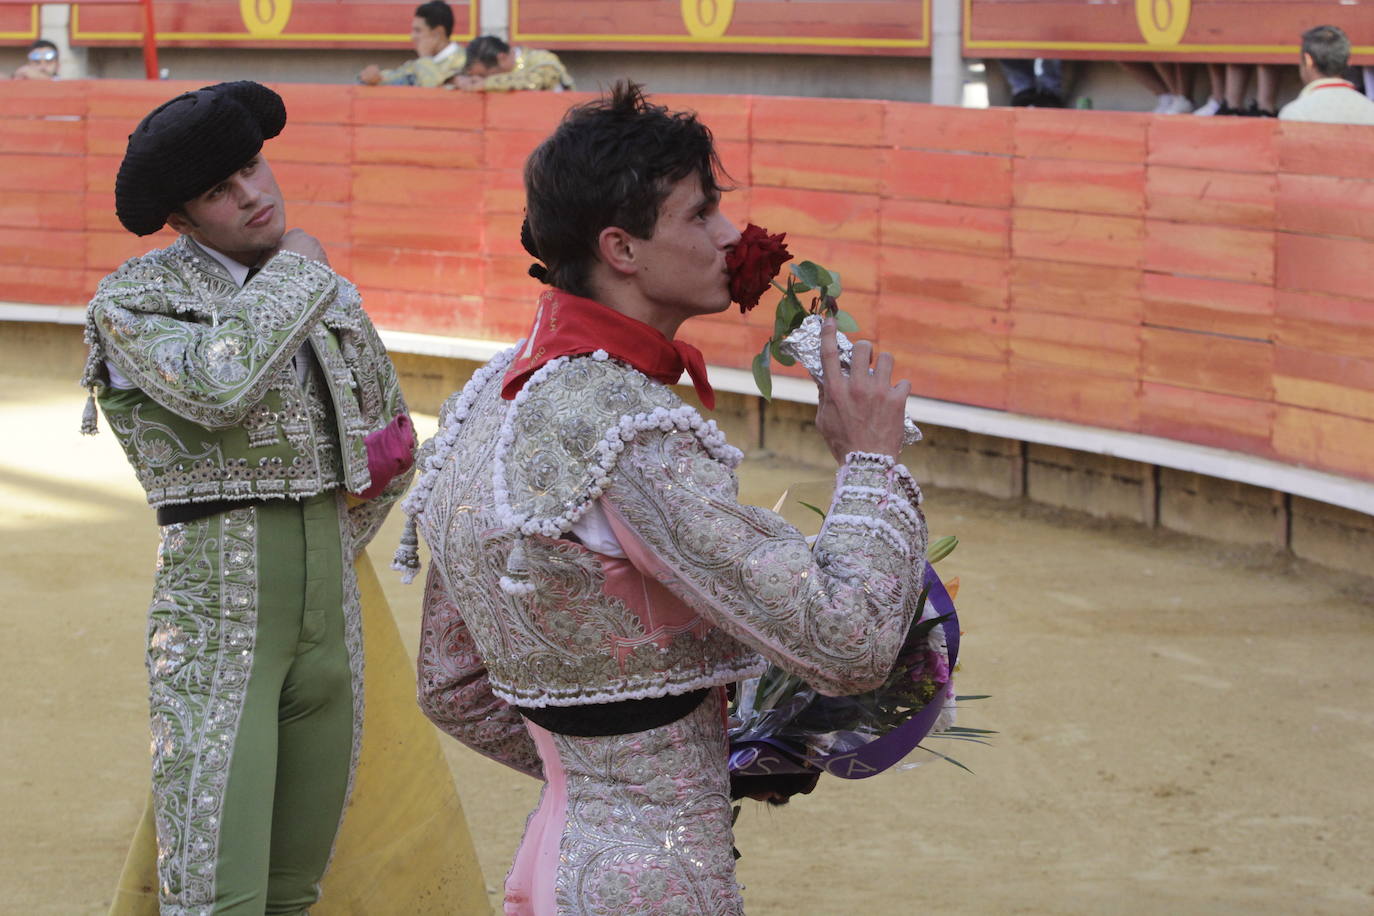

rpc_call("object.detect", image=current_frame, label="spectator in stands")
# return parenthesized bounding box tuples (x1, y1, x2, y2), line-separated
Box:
(1219, 63, 1279, 116)
(1281, 25, 1374, 124)
(997, 59, 1064, 107)
(453, 35, 574, 92)
(358, 1, 466, 88)
(1194, 63, 1226, 115)
(13, 39, 59, 80)
(1119, 61, 1193, 113)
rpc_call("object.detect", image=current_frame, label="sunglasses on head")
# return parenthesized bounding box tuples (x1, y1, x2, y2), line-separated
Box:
(28, 47, 57, 62)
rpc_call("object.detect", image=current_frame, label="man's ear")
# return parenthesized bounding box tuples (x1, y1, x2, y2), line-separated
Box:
(597, 226, 638, 277)
(1301, 52, 1314, 73)
(166, 209, 195, 235)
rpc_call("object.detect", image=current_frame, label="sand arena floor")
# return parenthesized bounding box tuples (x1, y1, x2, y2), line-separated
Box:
(3, 370, 1373, 915)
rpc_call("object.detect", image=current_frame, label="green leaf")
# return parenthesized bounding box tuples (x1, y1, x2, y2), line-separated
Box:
(786, 270, 812, 294)
(791, 260, 833, 292)
(824, 270, 843, 298)
(927, 535, 959, 564)
(798, 500, 827, 521)
(833, 309, 860, 334)
(918, 744, 975, 774)
(770, 338, 796, 366)
(955, 695, 991, 701)
(751, 346, 773, 401)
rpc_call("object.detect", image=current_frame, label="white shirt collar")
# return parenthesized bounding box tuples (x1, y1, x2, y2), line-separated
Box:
(433, 41, 460, 63)
(191, 238, 255, 288)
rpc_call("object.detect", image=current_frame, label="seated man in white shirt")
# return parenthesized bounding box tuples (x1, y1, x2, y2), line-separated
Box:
(358, 1, 466, 88)
(1279, 24, 1374, 125)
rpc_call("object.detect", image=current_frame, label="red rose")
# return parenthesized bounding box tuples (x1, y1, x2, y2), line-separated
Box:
(726, 224, 793, 314)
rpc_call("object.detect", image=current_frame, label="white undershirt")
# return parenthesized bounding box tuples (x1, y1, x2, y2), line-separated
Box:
(433, 41, 460, 63)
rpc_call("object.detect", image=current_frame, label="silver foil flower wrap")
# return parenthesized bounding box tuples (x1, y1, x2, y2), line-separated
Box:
(779, 314, 922, 445)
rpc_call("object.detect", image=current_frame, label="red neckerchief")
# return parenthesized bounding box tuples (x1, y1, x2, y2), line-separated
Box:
(1311, 79, 1356, 91)
(501, 288, 716, 409)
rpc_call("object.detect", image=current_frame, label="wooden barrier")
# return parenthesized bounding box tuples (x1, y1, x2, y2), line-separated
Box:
(2, 78, 1372, 485)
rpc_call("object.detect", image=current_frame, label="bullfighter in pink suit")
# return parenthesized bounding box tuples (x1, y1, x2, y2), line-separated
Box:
(393, 83, 929, 915)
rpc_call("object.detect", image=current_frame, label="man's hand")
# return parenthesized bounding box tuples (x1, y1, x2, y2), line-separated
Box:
(272, 228, 330, 268)
(814, 318, 911, 464)
(358, 64, 383, 86)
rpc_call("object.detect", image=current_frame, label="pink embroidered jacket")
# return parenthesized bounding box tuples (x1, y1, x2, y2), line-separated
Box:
(404, 345, 927, 777)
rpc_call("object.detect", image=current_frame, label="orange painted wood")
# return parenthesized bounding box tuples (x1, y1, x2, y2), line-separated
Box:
(1275, 174, 1374, 242)
(270, 84, 355, 126)
(0, 153, 87, 193)
(268, 124, 354, 165)
(1009, 259, 1142, 324)
(1147, 118, 1277, 173)
(0, 117, 85, 156)
(882, 199, 1009, 257)
(777, 234, 880, 293)
(349, 202, 483, 251)
(752, 98, 887, 148)
(484, 92, 588, 133)
(351, 246, 483, 295)
(482, 168, 528, 215)
(1142, 326, 1273, 400)
(885, 104, 1013, 156)
(1276, 232, 1374, 300)
(1275, 344, 1374, 397)
(0, 227, 85, 269)
(69, 80, 201, 120)
(86, 117, 132, 157)
(360, 289, 487, 337)
(881, 247, 1007, 311)
(0, 263, 87, 304)
(1274, 290, 1374, 361)
(354, 125, 482, 169)
(877, 297, 1011, 361)
(268, 162, 351, 204)
(483, 254, 544, 301)
(1010, 310, 1140, 377)
(351, 164, 484, 209)
(1013, 158, 1144, 217)
(1277, 120, 1374, 179)
(1272, 406, 1374, 479)
(289, 202, 352, 248)
(0, 79, 87, 118)
(0, 190, 85, 231)
(1013, 109, 1148, 163)
(482, 129, 547, 172)
(351, 89, 485, 130)
(1142, 273, 1274, 342)
(85, 228, 174, 272)
(83, 191, 124, 233)
(885, 149, 1012, 208)
(890, 347, 1008, 410)
(753, 141, 886, 195)
(1146, 166, 1276, 229)
(1144, 220, 1274, 285)
(1012, 209, 1143, 269)
(749, 186, 880, 244)
(657, 94, 753, 143)
(1139, 383, 1275, 457)
(1007, 362, 1139, 431)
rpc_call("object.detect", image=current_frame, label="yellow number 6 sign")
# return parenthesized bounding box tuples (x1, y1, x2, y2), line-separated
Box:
(240, 0, 293, 38)
(1135, 0, 1190, 46)
(681, 0, 735, 39)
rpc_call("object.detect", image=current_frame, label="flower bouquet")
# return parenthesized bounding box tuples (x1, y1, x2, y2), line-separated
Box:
(723, 225, 991, 782)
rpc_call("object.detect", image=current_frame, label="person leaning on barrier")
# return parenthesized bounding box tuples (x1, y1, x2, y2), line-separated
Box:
(1280, 24, 1374, 124)
(358, 0, 466, 88)
(13, 39, 59, 80)
(452, 34, 574, 92)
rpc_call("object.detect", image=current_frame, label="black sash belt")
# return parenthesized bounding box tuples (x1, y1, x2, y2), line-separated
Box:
(516, 688, 711, 738)
(156, 498, 265, 526)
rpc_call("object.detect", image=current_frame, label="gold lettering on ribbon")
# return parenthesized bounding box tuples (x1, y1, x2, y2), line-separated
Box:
(240, 0, 292, 38)
(680, 0, 734, 39)
(1135, 0, 1190, 46)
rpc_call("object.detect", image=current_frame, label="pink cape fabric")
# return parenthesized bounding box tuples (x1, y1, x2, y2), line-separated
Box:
(358, 413, 415, 500)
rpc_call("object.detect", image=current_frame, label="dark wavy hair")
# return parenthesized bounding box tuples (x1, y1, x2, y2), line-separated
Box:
(521, 81, 730, 298)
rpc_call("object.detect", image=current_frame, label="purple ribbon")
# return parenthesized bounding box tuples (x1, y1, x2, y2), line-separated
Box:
(729, 562, 960, 780)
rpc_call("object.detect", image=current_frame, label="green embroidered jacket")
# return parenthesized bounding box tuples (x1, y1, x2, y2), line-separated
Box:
(81, 236, 411, 549)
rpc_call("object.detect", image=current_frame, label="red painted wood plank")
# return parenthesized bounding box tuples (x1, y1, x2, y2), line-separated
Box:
(73, 80, 201, 120)
(1142, 326, 1274, 400)
(0, 263, 87, 304)
(753, 141, 886, 195)
(884, 103, 1013, 155)
(1147, 117, 1277, 173)
(775, 234, 880, 293)
(1277, 120, 1374, 179)
(877, 297, 1011, 361)
(353, 125, 481, 169)
(268, 124, 354, 166)
(1274, 347, 1374, 423)
(350, 202, 483, 253)
(752, 98, 886, 148)
(1276, 174, 1374, 242)
(1144, 220, 1273, 285)
(351, 89, 485, 130)
(0, 117, 84, 156)
(750, 186, 880, 244)
(881, 247, 1008, 310)
(484, 254, 546, 301)
(351, 246, 483, 295)
(1009, 259, 1142, 324)
(269, 161, 352, 204)
(484, 92, 588, 133)
(0, 79, 86, 118)
(483, 129, 547, 172)
(361, 289, 487, 338)
(1139, 383, 1275, 457)
(1274, 290, 1374, 360)
(352, 164, 484, 209)
(1146, 166, 1276, 229)
(882, 199, 1009, 257)
(268, 83, 354, 126)
(0, 153, 86, 193)
(1007, 361, 1140, 431)
(656, 94, 753, 143)
(287, 202, 351, 248)
(1276, 232, 1374, 300)
(85, 117, 130, 158)
(1142, 273, 1274, 341)
(0, 227, 85, 270)
(0, 190, 85, 231)
(1013, 109, 1148, 163)
(885, 149, 1012, 208)
(1013, 158, 1144, 217)
(1012, 209, 1143, 268)
(889, 347, 1008, 410)
(482, 168, 527, 215)
(1010, 310, 1140, 377)
(1272, 406, 1374, 480)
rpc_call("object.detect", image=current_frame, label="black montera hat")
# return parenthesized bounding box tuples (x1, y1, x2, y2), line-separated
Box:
(114, 81, 286, 236)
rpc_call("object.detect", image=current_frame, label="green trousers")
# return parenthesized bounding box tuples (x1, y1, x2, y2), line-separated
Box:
(146, 492, 362, 915)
